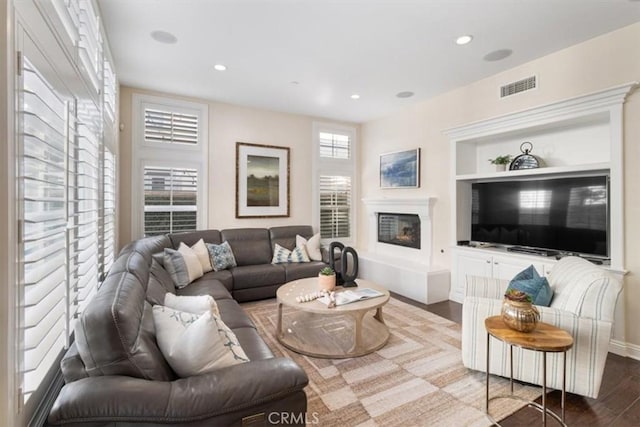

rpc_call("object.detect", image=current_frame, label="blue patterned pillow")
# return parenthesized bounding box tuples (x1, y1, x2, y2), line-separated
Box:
(506, 265, 553, 306)
(206, 241, 237, 271)
(271, 243, 310, 264)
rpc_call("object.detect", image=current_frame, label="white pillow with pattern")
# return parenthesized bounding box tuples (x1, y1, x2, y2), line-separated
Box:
(152, 305, 249, 377)
(272, 243, 310, 264)
(296, 233, 322, 261)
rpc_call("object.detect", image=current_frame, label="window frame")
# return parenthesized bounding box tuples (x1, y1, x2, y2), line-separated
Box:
(131, 94, 209, 239)
(312, 122, 357, 246)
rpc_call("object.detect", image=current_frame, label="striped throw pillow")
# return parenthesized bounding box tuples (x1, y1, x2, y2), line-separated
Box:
(271, 243, 310, 264)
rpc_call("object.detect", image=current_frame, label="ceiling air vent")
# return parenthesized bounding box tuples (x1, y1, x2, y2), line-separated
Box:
(500, 76, 536, 98)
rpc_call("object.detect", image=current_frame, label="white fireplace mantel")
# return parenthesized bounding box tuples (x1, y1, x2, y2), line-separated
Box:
(358, 196, 449, 304)
(361, 197, 436, 265)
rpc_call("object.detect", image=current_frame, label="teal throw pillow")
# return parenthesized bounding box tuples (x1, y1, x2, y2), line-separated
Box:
(206, 241, 237, 271)
(506, 264, 553, 306)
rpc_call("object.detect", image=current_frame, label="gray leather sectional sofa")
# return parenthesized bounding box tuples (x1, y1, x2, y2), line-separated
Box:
(48, 226, 326, 426)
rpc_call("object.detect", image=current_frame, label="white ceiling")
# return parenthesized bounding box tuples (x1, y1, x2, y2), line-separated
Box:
(98, 0, 640, 123)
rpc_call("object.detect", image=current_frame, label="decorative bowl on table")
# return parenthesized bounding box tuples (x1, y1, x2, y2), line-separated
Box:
(501, 289, 540, 332)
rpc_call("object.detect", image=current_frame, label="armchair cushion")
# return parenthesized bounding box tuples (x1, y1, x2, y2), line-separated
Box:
(506, 265, 553, 306)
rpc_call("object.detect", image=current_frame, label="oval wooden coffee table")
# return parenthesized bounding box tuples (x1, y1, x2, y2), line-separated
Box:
(276, 278, 390, 358)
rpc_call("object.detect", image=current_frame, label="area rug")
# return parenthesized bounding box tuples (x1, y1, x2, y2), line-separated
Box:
(242, 297, 541, 427)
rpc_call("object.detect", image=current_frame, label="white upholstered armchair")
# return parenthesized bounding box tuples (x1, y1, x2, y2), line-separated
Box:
(461, 256, 622, 399)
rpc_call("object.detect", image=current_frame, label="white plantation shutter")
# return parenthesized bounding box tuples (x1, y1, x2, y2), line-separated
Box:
(144, 108, 199, 145)
(18, 57, 69, 401)
(70, 100, 100, 316)
(78, 0, 101, 93)
(319, 175, 352, 239)
(144, 167, 198, 236)
(100, 148, 116, 279)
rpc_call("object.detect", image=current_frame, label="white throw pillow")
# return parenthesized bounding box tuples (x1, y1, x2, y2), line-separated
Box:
(152, 305, 249, 377)
(182, 239, 213, 273)
(164, 293, 220, 318)
(296, 233, 322, 261)
(164, 246, 204, 288)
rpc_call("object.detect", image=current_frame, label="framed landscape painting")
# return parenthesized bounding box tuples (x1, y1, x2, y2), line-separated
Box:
(380, 148, 420, 188)
(236, 142, 290, 218)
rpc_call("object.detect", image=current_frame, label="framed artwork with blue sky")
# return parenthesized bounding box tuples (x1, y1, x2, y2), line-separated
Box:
(380, 148, 420, 188)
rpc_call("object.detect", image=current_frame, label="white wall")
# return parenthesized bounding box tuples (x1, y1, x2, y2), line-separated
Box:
(359, 22, 640, 349)
(118, 86, 359, 246)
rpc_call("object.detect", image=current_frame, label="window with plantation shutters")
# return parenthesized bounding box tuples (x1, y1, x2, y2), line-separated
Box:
(319, 176, 352, 238)
(132, 94, 208, 238)
(100, 148, 116, 280)
(143, 166, 198, 236)
(319, 132, 350, 160)
(313, 124, 357, 243)
(144, 108, 199, 145)
(18, 56, 69, 403)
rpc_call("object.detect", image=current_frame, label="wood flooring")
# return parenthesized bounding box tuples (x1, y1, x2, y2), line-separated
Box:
(392, 293, 640, 426)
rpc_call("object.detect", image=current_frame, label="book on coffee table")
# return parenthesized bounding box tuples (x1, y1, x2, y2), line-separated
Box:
(318, 288, 385, 306)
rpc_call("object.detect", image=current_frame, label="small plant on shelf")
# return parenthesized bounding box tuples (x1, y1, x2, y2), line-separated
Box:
(488, 155, 513, 165)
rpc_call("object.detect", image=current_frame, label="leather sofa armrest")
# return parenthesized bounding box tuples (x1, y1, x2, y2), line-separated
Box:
(48, 358, 308, 424)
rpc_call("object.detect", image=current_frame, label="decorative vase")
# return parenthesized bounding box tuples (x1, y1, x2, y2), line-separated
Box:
(496, 164, 507, 172)
(501, 299, 540, 332)
(318, 273, 336, 292)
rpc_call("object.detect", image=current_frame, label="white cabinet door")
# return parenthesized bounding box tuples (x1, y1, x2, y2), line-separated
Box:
(491, 255, 545, 281)
(451, 250, 493, 302)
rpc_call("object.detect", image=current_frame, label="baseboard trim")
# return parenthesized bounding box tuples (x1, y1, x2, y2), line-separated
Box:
(609, 339, 640, 361)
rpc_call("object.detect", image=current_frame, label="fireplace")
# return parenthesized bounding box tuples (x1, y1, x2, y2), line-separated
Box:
(377, 213, 421, 249)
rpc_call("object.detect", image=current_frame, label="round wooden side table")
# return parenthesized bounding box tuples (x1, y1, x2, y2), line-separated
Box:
(484, 316, 574, 427)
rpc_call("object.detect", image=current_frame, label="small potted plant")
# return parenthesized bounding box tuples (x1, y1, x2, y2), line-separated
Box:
(488, 155, 512, 172)
(501, 289, 539, 332)
(318, 267, 336, 291)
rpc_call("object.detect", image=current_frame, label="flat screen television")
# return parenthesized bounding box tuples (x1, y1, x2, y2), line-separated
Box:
(471, 175, 609, 257)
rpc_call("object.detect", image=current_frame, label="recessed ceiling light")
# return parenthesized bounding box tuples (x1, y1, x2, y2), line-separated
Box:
(456, 35, 473, 45)
(214, 64, 227, 71)
(351, 94, 360, 100)
(150, 30, 177, 44)
(396, 91, 414, 98)
(483, 49, 513, 62)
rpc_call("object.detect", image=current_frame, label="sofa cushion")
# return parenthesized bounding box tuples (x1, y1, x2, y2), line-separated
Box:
(164, 247, 203, 288)
(506, 265, 553, 306)
(230, 264, 286, 290)
(270, 225, 314, 251)
(216, 299, 257, 329)
(233, 327, 274, 361)
(152, 306, 249, 377)
(146, 275, 168, 306)
(283, 262, 327, 283)
(75, 272, 175, 381)
(150, 259, 175, 293)
(221, 228, 272, 266)
(60, 343, 89, 383)
(177, 275, 233, 298)
(207, 241, 238, 271)
(168, 229, 222, 248)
